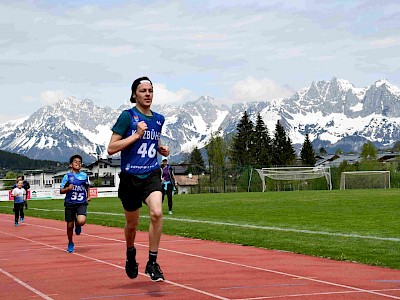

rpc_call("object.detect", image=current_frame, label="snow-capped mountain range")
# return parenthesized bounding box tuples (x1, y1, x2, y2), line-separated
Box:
(1, 77, 400, 163)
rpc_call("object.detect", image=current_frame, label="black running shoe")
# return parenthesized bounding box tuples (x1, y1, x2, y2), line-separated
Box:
(75, 225, 81, 235)
(145, 262, 165, 282)
(125, 258, 138, 279)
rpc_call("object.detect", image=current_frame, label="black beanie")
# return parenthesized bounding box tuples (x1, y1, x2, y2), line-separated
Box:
(130, 76, 153, 103)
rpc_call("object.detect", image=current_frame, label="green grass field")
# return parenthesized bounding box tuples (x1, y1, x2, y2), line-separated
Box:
(1, 189, 399, 269)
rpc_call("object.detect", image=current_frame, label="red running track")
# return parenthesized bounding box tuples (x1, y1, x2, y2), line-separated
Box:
(1, 214, 400, 300)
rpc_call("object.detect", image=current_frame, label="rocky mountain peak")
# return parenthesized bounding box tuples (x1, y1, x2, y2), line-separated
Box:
(1, 78, 400, 162)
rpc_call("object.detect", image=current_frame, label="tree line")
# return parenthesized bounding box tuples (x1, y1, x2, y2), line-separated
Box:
(184, 110, 400, 192)
(187, 111, 317, 172)
(0, 150, 62, 171)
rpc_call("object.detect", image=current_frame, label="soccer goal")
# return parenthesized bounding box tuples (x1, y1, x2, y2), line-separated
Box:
(340, 171, 390, 190)
(256, 166, 332, 192)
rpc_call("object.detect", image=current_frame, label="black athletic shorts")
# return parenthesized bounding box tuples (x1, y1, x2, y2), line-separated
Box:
(64, 202, 88, 222)
(118, 168, 162, 212)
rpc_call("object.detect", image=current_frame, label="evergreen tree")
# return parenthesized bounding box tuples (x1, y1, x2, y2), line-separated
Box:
(392, 141, 400, 152)
(272, 120, 296, 166)
(335, 148, 343, 155)
(0, 150, 61, 170)
(300, 134, 316, 166)
(189, 146, 206, 174)
(284, 136, 296, 165)
(319, 147, 327, 156)
(230, 111, 254, 166)
(253, 113, 272, 167)
(272, 120, 287, 166)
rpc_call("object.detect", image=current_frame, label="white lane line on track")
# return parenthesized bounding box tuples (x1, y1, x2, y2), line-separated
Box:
(25, 224, 400, 299)
(235, 288, 400, 300)
(0, 229, 229, 300)
(0, 267, 54, 300)
(1, 218, 400, 299)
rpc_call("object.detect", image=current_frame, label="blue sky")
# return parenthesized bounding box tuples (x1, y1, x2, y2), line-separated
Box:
(1, 0, 399, 122)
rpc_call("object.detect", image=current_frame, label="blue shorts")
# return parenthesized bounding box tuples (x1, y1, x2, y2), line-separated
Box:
(118, 169, 162, 212)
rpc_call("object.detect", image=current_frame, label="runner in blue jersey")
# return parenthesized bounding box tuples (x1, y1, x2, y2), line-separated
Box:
(60, 154, 91, 253)
(107, 76, 170, 282)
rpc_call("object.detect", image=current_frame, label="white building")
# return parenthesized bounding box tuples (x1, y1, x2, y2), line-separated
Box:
(23, 158, 121, 190)
(20, 158, 201, 194)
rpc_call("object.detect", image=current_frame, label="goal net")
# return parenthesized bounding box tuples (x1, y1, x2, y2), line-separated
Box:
(256, 166, 332, 192)
(340, 171, 390, 190)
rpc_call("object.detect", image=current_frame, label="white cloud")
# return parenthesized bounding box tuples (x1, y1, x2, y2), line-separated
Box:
(153, 83, 195, 105)
(90, 45, 136, 57)
(231, 77, 292, 102)
(370, 37, 399, 48)
(39, 90, 65, 105)
(22, 95, 35, 103)
(1, 1, 400, 121)
(0, 114, 13, 123)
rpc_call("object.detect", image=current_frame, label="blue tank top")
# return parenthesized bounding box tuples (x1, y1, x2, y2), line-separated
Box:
(60, 171, 89, 204)
(121, 108, 165, 175)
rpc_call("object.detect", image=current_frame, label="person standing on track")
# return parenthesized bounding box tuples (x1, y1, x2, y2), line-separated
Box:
(107, 76, 169, 282)
(60, 154, 91, 253)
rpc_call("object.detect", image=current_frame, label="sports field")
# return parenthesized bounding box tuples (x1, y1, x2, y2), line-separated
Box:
(1, 189, 399, 269)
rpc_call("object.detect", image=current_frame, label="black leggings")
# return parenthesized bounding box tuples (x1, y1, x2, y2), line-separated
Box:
(162, 183, 173, 211)
(14, 202, 24, 223)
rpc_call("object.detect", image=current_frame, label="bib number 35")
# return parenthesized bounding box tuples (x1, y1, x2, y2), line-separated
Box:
(71, 192, 85, 201)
